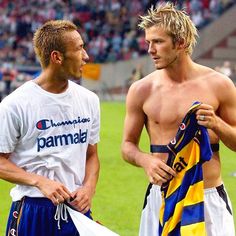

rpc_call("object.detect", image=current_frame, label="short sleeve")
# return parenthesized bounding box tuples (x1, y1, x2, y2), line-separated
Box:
(0, 104, 20, 153)
(89, 95, 100, 145)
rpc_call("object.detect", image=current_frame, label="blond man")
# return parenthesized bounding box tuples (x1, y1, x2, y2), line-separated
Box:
(122, 3, 236, 236)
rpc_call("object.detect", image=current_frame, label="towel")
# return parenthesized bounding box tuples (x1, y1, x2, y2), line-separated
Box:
(66, 205, 120, 236)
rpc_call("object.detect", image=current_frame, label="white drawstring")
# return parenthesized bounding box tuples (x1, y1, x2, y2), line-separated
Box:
(54, 203, 68, 230)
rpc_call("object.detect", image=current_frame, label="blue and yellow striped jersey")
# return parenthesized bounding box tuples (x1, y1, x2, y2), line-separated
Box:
(159, 102, 213, 236)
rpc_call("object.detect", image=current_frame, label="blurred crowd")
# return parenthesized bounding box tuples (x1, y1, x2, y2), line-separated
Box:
(0, 0, 235, 67)
(0, 62, 32, 101)
(0, 0, 235, 101)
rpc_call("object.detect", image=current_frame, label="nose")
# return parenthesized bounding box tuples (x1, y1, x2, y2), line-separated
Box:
(148, 42, 155, 55)
(83, 48, 89, 62)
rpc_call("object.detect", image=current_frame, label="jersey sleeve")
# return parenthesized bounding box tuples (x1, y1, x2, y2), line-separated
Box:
(0, 104, 20, 153)
(89, 94, 100, 145)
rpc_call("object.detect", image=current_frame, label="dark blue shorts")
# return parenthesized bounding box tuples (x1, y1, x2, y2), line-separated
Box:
(6, 197, 92, 236)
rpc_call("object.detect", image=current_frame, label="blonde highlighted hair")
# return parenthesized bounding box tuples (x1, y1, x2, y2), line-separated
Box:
(138, 2, 198, 55)
(33, 20, 78, 68)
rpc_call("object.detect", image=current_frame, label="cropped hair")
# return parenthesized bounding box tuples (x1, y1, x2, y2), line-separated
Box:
(33, 20, 77, 68)
(138, 2, 198, 55)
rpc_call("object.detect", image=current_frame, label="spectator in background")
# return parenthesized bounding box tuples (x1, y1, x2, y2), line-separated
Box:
(0, 63, 17, 96)
(214, 60, 234, 81)
(220, 60, 233, 78)
(129, 64, 144, 83)
(124, 64, 144, 92)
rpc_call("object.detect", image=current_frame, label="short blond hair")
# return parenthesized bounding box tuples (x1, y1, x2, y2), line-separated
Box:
(138, 2, 198, 55)
(33, 20, 78, 68)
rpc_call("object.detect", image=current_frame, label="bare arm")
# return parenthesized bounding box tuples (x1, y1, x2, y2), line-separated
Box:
(121, 83, 175, 185)
(70, 143, 100, 213)
(196, 77, 236, 151)
(0, 153, 72, 204)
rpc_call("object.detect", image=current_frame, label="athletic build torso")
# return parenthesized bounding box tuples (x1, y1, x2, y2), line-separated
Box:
(141, 71, 221, 188)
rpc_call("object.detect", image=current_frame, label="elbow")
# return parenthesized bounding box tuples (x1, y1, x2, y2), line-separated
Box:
(230, 145, 236, 152)
(121, 142, 129, 162)
(121, 146, 127, 162)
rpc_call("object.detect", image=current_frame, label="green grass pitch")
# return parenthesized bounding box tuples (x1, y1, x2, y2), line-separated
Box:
(0, 102, 235, 235)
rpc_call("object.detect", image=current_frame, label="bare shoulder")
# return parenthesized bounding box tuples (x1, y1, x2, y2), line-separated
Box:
(128, 70, 161, 95)
(126, 70, 161, 108)
(199, 64, 234, 87)
(198, 64, 236, 103)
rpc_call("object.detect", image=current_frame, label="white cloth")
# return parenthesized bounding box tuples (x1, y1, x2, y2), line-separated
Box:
(139, 184, 235, 236)
(0, 80, 100, 201)
(66, 205, 120, 236)
(204, 186, 235, 236)
(139, 184, 161, 236)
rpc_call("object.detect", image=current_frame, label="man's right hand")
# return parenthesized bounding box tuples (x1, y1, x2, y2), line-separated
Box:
(35, 175, 72, 205)
(142, 155, 176, 185)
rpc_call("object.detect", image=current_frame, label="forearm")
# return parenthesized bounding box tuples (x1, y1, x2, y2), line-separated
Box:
(0, 154, 42, 187)
(122, 141, 149, 168)
(83, 153, 100, 196)
(213, 117, 236, 151)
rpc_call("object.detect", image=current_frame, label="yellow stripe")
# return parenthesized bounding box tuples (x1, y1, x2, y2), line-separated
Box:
(184, 181, 204, 205)
(161, 198, 184, 234)
(187, 103, 200, 112)
(159, 199, 165, 225)
(184, 142, 200, 171)
(175, 132, 185, 149)
(181, 221, 207, 236)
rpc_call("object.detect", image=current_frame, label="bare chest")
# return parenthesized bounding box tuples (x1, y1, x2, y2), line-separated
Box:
(143, 83, 218, 131)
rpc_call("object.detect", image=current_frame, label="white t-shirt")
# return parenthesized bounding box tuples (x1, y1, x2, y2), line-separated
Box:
(0, 80, 100, 201)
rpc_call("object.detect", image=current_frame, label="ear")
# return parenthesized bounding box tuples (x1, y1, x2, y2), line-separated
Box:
(50, 50, 63, 65)
(177, 38, 186, 50)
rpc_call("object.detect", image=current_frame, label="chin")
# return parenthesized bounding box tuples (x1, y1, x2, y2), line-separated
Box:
(155, 65, 164, 70)
(71, 73, 82, 80)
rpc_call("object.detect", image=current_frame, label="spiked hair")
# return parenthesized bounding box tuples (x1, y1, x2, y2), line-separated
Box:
(33, 20, 78, 68)
(138, 2, 198, 55)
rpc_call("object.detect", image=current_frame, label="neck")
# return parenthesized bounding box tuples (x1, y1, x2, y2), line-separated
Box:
(34, 68, 69, 94)
(162, 55, 196, 83)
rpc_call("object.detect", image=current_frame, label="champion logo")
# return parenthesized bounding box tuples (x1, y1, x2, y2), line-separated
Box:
(12, 211, 18, 219)
(36, 119, 49, 130)
(180, 123, 186, 130)
(36, 117, 90, 130)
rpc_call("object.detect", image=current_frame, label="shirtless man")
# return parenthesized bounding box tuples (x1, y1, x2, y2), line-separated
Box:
(121, 3, 236, 236)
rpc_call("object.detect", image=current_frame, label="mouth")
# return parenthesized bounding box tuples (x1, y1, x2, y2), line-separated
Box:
(152, 57, 160, 63)
(80, 63, 86, 72)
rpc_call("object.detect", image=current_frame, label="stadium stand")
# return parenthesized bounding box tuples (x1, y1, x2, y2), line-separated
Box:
(0, 0, 235, 100)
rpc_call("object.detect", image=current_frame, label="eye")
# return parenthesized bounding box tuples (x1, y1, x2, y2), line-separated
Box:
(154, 39, 163, 44)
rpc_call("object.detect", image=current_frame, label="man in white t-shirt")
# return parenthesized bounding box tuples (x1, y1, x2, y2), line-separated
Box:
(0, 20, 101, 236)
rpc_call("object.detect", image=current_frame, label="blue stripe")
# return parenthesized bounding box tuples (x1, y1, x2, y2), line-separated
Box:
(168, 222, 181, 236)
(182, 202, 205, 225)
